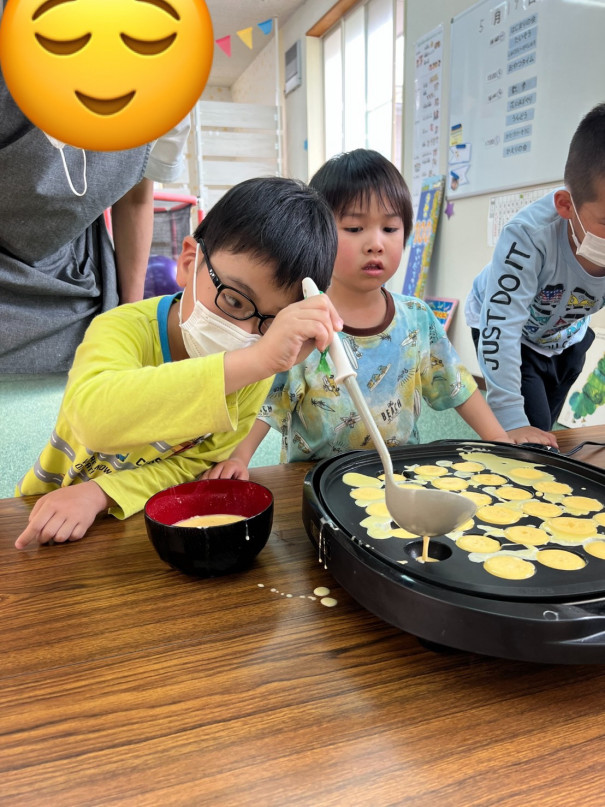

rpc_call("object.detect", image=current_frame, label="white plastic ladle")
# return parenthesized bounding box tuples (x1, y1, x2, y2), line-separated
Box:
(303, 278, 477, 539)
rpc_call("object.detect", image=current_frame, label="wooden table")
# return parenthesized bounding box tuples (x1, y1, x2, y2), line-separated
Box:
(2, 427, 605, 806)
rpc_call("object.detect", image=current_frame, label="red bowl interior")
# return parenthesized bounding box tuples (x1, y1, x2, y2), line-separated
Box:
(145, 479, 273, 527)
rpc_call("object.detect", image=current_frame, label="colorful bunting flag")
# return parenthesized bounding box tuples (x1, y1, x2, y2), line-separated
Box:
(215, 17, 274, 57)
(215, 35, 231, 57)
(237, 27, 253, 49)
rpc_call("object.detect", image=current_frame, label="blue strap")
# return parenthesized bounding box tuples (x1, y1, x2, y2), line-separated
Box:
(157, 292, 181, 362)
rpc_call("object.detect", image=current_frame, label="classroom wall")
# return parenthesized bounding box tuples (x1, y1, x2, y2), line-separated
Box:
(397, 0, 605, 374)
(231, 37, 278, 107)
(279, 0, 335, 181)
(397, 0, 533, 375)
(254, 0, 605, 376)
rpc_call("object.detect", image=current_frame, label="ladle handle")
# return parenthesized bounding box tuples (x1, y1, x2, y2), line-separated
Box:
(302, 277, 356, 384)
(302, 278, 394, 477)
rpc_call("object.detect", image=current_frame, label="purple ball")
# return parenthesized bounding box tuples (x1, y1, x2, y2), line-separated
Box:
(144, 255, 180, 298)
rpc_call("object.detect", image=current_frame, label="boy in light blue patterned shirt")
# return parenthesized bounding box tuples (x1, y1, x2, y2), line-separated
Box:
(206, 150, 510, 477)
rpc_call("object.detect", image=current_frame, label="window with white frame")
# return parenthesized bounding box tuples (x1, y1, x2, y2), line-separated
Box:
(322, 0, 404, 168)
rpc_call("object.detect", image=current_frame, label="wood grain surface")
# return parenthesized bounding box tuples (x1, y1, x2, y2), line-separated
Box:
(2, 429, 605, 806)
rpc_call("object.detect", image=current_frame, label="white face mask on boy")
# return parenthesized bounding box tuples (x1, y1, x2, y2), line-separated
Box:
(570, 197, 605, 267)
(178, 243, 261, 358)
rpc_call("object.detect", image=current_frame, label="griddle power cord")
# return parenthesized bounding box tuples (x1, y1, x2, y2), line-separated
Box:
(561, 441, 605, 457)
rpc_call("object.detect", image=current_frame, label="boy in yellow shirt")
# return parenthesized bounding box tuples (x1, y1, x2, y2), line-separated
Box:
(15, 177, 341, 548)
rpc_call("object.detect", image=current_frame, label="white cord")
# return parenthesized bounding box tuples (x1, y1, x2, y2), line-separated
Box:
(59, 146, 88, 197)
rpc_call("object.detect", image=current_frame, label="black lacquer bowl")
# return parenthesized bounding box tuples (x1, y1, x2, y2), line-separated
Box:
(145, 479, 273, 577)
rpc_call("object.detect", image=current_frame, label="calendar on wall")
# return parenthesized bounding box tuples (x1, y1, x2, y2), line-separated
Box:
(487, 184, 558, 246)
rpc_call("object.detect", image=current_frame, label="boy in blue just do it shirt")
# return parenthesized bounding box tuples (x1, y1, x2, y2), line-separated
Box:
(466, 103, 605, 447)
(206, 149, 510, 479)
(15, 177, 341, 549)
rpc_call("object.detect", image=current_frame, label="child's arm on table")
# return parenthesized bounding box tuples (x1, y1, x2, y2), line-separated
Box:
(15, 482, 114, 549)
(203, 419, 270, 480)
(14, 447, 215, 549)
(454, 389, 513, 443)
(15, 373, 276, 549)
(456, 391, 556, 446)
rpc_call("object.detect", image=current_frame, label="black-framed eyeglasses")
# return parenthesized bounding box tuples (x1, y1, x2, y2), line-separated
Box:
(199, 239, 275, 335)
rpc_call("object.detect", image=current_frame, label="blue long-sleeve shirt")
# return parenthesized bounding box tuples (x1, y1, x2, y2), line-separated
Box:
(465, 191, 605, 430)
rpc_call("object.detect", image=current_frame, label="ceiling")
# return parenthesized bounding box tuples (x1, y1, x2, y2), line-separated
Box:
(205, 0, 307, 87)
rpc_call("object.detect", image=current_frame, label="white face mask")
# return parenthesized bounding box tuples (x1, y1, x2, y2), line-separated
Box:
(570, 197, 605, 267)
(178, 243, 261, 358)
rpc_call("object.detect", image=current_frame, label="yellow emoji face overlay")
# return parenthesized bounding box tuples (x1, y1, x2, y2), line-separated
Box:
(0, 0, 213, 150)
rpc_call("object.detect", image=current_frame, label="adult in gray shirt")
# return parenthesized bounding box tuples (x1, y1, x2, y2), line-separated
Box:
(0, 64, 189, 373)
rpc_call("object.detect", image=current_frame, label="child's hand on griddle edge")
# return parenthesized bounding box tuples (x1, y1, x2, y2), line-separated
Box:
(507, 425, 559, 449)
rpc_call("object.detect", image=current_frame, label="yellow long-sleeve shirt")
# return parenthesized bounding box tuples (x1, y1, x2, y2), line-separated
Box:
(17, 295, 273, 519)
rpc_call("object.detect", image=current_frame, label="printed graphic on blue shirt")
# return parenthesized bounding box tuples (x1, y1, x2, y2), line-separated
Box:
(259, 293, 475, 462)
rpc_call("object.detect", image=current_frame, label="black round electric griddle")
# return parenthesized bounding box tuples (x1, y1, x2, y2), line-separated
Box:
(302, 440, 605, 664)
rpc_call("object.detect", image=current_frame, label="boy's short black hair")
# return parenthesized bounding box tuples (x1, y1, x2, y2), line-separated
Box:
(564, 103, 605, 207)
(194, 176, 336, 293)
(309, 149, 414, 242)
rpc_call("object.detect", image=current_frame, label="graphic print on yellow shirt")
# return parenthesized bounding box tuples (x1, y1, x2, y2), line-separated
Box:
(17, 295, 273, 519)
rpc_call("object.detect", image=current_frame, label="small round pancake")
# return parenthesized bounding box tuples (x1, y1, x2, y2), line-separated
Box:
(593, 512, 605, 527)
(457, 534, 501, 553)
(365, 513, 417, 538)
(432, 476, 469, 491)
(452, 461, 485, 473)
(360, 516, 393, 539)
(483, 555, 535, 580)
(469, 473, 507, 486)
(365, 501, 390, 518)
(522, 500, 562, 519)
(536, 549, 585, 571)
(506, 466, 553, 484)
(452, 518, 475, 534)
(504, 525, 550, 546)
(350, 487, 385, 505)
(585, 541, 605, 559)
(476, 504, 522, 525)
(414, 464, 449, 477)
(543, 516, 599, 541)
(343, 472, 383, 488)
(561, 495, 603, 515)
(460, 491, 493, 508)
(534, 481, 573, 496)
(494, 486, 532, 501)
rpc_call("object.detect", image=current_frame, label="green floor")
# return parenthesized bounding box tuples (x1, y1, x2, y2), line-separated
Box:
(1, 373, 481, 500)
